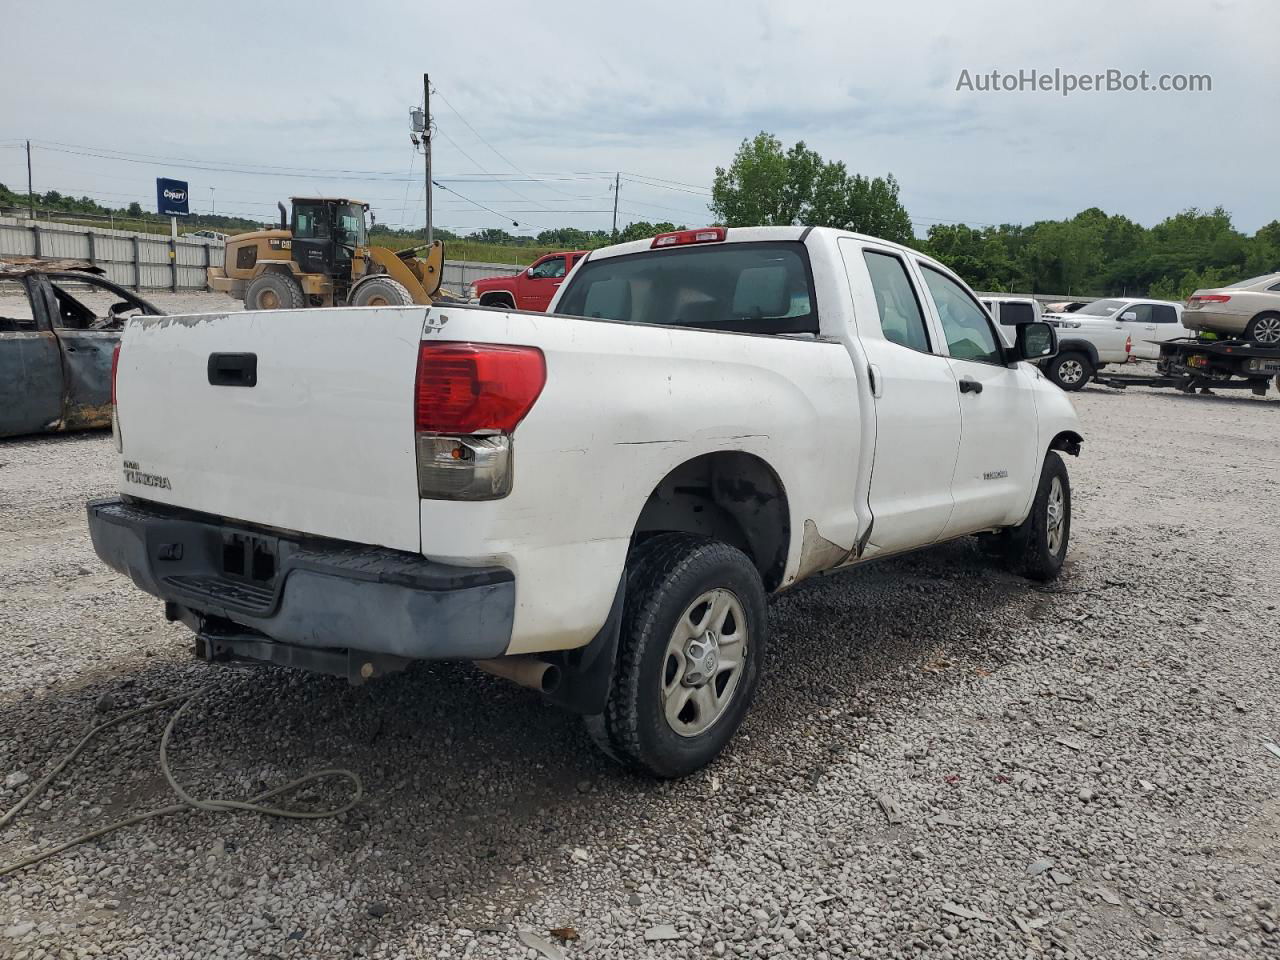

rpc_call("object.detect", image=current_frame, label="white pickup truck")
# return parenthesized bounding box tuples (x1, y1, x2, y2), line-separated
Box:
(88, 226, 1082, 777)
(1041, 297, 1188, 389)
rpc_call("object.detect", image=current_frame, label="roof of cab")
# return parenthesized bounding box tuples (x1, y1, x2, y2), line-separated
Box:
(583, 225, 935, 261)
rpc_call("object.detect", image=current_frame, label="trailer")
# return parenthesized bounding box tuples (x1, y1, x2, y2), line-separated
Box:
(1092, 336, 1280, 396)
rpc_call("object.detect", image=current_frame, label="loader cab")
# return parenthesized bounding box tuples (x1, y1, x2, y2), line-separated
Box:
(290, 198, 369, 279)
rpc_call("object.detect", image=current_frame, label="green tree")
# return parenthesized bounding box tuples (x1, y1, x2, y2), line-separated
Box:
(710, 132, 914, 244)
(617, 221, 679, 243)
(924, 224, 1016, 291)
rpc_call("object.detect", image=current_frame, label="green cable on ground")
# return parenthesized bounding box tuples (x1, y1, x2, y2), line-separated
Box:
(0, 686, 363, 878)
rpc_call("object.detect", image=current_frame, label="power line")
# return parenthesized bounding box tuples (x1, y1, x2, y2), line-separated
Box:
(431, 179, 547, 231)
(431, 86, 587, 204)
(432, 121, 552, 213)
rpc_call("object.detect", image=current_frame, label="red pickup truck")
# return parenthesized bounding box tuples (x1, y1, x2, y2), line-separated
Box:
(470, 250, 588, 312)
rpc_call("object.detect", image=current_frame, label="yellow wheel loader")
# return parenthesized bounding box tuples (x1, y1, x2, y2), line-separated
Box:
(208, 198, 450, 309)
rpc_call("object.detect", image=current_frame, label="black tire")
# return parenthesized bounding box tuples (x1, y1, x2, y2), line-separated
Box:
(244, 272, 305, 311)
(589, 533, 766, 778)
(999, 452, 1071, 581)
(1046, 351, 1093, 391)
(350, 277, 413, 307)
(1244, 312, 1280, 346)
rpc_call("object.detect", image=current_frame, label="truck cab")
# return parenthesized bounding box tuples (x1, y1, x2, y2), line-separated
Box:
(472, 250, 588, 312)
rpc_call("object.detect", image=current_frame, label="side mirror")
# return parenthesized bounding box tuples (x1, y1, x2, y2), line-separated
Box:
(1014, 321, 1057, 362)
(1120, 311, 1138, 321)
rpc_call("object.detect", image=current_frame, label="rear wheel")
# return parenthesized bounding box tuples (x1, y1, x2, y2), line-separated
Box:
(244, 272, 305, 311)
(1046, 352, 1092, 391)
(1244, 313, 1280, 345)
(998, 452, 1071, 581)
(350, 277, 413, 307)
(588, 533, 766, 778)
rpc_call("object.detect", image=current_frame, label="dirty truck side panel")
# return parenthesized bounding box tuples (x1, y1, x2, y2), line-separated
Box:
(0, 330, 63, 437)
(412, 305, 865, 656)
(52, 328, 117, 429)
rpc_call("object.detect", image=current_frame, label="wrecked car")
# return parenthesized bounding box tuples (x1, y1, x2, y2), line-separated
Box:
(0, 260, 161, 439)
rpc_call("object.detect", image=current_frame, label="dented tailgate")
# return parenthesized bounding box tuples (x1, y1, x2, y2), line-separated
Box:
(115, 307, 429, 553)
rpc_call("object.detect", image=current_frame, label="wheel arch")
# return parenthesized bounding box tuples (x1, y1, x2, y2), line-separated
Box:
(1048, 429, 1083, 457)
(479, 290, 516, 308)
(631, 451, 790, 592)
(253, 261, 301, 278)
(1054, 339, 1100, 366)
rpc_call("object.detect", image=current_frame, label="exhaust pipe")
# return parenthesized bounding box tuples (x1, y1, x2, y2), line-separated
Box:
(474, 655, 561, 693)
(278, 201, 287, 231)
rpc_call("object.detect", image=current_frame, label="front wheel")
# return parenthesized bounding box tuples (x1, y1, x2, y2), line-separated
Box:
(1045, 352, 1092, 391)
(588, 533, 766, 778)
(350, 277, 413, 307)
(999, 452, 1071, 581)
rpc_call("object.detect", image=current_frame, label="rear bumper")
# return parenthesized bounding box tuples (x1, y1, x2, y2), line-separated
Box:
(1182, 309, 1247, 334)
(87, 497, 514, 661)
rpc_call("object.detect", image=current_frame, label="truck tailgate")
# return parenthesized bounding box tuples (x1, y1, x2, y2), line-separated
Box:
(116, 307, 427, 553)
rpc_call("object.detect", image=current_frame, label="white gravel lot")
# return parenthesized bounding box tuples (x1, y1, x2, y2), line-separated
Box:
(1, 292, 1279, 959)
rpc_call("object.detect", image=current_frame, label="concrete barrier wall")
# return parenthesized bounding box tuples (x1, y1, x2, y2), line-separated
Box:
(0, 217, 523, 296)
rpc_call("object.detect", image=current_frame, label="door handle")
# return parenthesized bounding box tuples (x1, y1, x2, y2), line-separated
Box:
(208, 353, 258, 387)
(868, 362, 883, 398)
(959, 378, 983, 394)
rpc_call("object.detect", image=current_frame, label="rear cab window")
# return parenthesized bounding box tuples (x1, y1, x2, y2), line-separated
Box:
(998, 301, 1035, 326)
(555, 241, 818, 336)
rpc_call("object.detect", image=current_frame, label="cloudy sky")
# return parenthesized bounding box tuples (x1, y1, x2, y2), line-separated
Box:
(3, 0, 1276, 238)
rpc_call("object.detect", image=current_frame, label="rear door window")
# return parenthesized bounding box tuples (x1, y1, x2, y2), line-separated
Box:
(862, 251, 931, 352)
(1151, 304, 1178, 324)
(556, 241, 818, 335)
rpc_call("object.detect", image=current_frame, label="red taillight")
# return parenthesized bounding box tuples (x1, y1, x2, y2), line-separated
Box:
(1193, 294, 1231, 303)
(651, 227, 726, 248)
(1125, 335, 1132, 355)
(414, 342, 545, 434)
(110, 343, 121, 405)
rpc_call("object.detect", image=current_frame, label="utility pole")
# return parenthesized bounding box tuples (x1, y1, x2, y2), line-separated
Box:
(423, 73, 433, 247)
(611, 172, 620, 240)
(26, 140, 34, 220)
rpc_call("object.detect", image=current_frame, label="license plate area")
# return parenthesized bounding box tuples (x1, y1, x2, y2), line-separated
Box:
(221, 532, 279, 586)
(1248, 359, 1280, 374)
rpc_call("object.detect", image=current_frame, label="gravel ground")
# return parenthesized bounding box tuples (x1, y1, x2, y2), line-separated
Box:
(2, 296, 1279, 959)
